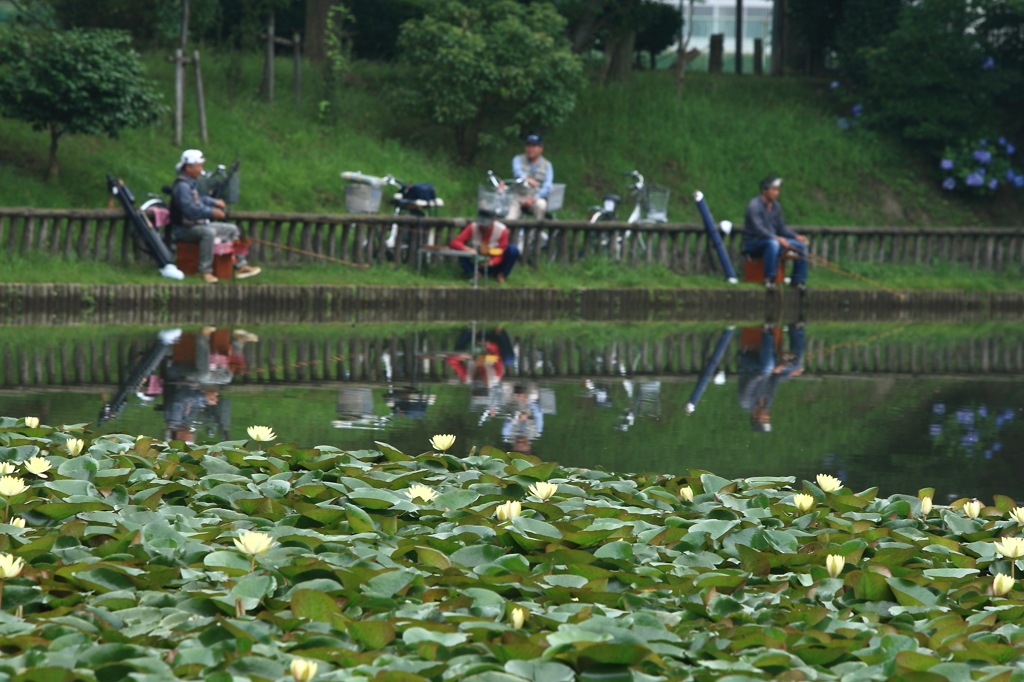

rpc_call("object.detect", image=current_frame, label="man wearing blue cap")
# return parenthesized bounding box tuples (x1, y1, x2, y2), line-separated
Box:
(506, 134, 553, 220)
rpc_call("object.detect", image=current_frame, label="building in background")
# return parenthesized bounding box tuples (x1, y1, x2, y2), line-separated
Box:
(657, 0, 775, 71)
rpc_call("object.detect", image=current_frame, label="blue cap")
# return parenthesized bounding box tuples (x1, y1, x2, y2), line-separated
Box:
(525, 134, 543, 145)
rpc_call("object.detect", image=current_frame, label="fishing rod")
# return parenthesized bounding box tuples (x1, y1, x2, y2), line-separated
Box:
(248, 237, 370, 269)
(788, 249, 906, 300)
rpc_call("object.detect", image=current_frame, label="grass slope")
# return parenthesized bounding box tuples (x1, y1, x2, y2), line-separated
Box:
(1, 52, 1020, 229)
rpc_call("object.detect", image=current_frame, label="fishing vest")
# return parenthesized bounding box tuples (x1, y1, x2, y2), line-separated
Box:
(516, 154, 550, 188)
(470, 222, 507, 250)
(169, 175, 203, 228)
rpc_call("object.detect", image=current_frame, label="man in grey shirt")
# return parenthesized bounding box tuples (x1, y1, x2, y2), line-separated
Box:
(742, 176, 808, 291)
(170, 149, 261, 283)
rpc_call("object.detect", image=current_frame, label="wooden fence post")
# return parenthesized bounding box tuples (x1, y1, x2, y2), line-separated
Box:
(709, 34, 724, 73)
(193, 50, 208, 143)
(261, 11, 276, 102)
(293, 32, 302, 107)
(174, 49, 185, 146)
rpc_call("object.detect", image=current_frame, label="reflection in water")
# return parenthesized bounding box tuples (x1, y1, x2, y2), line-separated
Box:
(737, 320, 806, 433)
(99, 327, 259, 442)
(9, 318, 1024, 500)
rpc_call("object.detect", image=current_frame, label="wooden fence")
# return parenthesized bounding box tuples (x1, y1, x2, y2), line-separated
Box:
(2, 207, 1024, 274)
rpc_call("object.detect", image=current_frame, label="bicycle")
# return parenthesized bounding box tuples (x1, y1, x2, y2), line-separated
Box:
(586, 170, 670, 259)
(341, 171, 444, 261)
(479, 171, 553, 259)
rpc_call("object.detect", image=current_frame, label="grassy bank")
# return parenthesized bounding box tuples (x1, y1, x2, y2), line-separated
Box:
(1, 52, 1020, 228)
(2, 249, 1023, 291)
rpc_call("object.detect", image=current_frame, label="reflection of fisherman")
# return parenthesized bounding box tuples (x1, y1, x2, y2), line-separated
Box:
(446, 325, 515, 386)
(162, 327, 257, 442)
(503, 384, 544, 454)
(738, 322, 805, 432)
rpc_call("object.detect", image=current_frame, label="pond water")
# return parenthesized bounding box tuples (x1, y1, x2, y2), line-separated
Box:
(3, 318, 1024, 502)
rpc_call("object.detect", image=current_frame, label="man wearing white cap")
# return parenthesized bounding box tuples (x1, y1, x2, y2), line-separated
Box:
(742, 176, 808, 292)
(170, 149, 261, 283)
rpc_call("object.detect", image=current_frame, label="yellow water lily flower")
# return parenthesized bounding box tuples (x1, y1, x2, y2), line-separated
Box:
(921, 496, 933, 516)
(0, 463, 14, 475)
(0, 553, 24, 579)
(993, 573, 1015, 597)
(429, 434, 456, 452)
(23, 417, 39, 429)
(792, 493, 815, 513)
(963, 500, 982, 518)
(404, 484, 439, 503)
(816, 474, 842, 493)
(495, 500, 522, 521)
(247, 426, 277, 442)
(510, 607, 527, 629)
(23, 456, 52, 478)
(528, 482, 558, 501)
(994, 537, 1024, 559)
(65, 438, 84, 456)
(0, 476, 28, 498)
(10, 518, 26, 528)
(233, 530, 276, 557)
(1009, 507, 1024, 525)
(290, 658, 318, 682)
(825, 554, 845, 578)
(680, 486, 694, 502)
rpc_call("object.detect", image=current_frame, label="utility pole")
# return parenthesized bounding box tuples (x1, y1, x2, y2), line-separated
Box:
(735, 0, 743, 74)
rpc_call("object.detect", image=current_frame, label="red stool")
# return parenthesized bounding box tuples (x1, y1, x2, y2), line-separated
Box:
(176, 242, 235, 280)
(742, 255, 787, 285)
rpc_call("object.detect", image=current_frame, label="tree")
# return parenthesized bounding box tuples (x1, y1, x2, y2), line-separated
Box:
(635, 1, 683, 70)
(397, 0, 584, 162)
(0, 28, 165, 179)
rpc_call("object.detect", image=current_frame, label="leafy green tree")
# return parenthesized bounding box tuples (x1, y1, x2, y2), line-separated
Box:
(397, 0, 584, 162)
(0, 28, 165, 179)
(853, 0, 1020, 148)
(635, 1, 683, 70)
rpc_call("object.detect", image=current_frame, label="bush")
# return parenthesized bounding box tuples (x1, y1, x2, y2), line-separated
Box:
(397, 0, 584, 162)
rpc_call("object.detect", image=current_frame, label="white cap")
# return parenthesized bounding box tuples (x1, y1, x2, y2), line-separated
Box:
(176, 149, 205, 171)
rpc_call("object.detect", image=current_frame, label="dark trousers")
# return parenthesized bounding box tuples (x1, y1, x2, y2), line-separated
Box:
(460, 244, 520, 279)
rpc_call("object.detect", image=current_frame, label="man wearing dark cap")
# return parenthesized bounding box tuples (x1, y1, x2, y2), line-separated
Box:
(742, 176, 808, 291)
(449, 206, 521, 283)
(506, 134, 553, 220)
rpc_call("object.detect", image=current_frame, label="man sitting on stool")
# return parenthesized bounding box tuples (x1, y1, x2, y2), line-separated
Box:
(449, 207, 520, 283)
(505, 134, 553, 220)
(742, 176, 808, 292)
(170, 149, 261, 284)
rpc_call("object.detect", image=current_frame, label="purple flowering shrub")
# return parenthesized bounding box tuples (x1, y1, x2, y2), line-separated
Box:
(940, 137, 1022, 195)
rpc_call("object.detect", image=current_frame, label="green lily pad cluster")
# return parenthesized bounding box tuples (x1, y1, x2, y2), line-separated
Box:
(3, 417, 1024, 682)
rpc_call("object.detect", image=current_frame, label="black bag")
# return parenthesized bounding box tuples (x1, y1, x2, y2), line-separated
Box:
(403, 182, 437, 202)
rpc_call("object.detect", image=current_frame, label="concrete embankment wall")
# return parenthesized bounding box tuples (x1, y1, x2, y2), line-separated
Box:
(0, 283, 1021, 326)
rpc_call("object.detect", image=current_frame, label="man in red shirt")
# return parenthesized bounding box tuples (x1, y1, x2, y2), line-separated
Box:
(449, 207, 521, 283)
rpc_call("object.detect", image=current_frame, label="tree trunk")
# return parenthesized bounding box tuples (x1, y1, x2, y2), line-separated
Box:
(603, 30, 636, 83)
(454, 125, 478, 164)
(569, 0, 608, 53)
(47, 123, 60, 181)
(304, 0, 332, 63)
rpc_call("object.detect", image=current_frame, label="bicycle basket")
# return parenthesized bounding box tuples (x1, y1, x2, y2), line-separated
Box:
(645, 184, 670, 222)
(547, 183, 566, 213)
(345, 183, 383, 214)
(477, 186, 513, 218)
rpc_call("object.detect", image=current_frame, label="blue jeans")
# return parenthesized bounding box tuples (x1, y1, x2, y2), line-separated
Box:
(744, 238, 808, 284)
(460, 244, 520, 279)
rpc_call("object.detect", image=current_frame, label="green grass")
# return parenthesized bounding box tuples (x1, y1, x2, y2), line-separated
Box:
(1, 52, 1020, 228)
(2, 249, 1023, 290)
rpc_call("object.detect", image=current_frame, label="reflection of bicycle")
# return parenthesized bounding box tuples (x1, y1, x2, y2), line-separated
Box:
(587, 170, 669, 258)
(341, 171, 443, 260)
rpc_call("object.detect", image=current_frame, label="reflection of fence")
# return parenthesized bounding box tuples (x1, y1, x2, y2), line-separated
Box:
(3, 207, 1024, 274)
(5, 327, 1024, 389)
